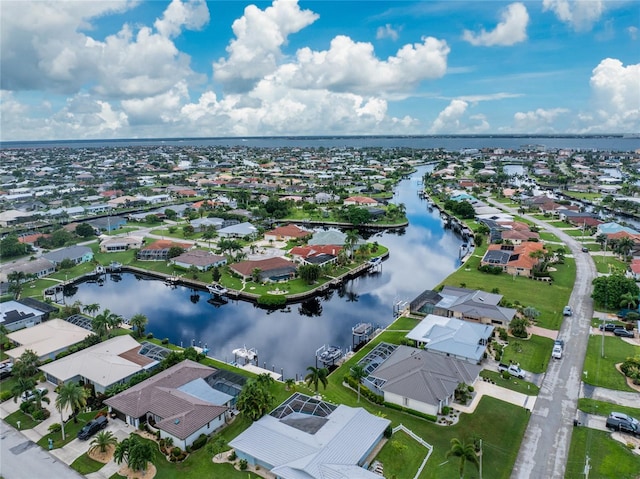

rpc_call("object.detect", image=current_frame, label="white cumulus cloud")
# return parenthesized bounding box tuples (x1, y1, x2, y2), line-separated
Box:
(431, 100, 468, 132)
(463, 3, 529, 46)
(513, 108, 569, 132)
(543, 0, 604, 31)
(155, 0, 210, 38)
(376, 24, 400, 41)
(213, 0, 319, 92)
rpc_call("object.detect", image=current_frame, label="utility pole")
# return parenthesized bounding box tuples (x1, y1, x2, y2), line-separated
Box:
(584, 455, 590, 479)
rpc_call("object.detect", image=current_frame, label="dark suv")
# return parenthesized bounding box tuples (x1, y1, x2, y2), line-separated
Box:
(77, 415, 107, 440)
(613, 328, 635, 338)
(606, 417, 639, 436)
(599, 323, 617, 332)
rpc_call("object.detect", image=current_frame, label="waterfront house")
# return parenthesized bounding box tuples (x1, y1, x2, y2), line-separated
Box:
(405, 314, 493, 364)
(343, 196, 378, 207)
(230, 257, 297, 282)
(104, 360, 229, 450)
(289, 245, 342, 265)
(264, 224, 311, 242)
(6, 318, 93, 362)
(0, 300, 46, 332)
(43, 245, 93, 266)
(39, 336, 166, 394)
(171, 249, 227, 271)
(230, 393, 389, 479)
(365, 345, 481, 416)
(99, 235, 144, 253)
(137, 240, 191, 261)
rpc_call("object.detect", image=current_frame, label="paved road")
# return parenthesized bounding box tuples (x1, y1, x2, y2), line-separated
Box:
(484, 200, 599, 479)
(0, 421, 84, 479)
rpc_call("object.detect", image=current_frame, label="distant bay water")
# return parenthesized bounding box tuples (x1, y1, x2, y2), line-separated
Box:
(2, 135, 639, 152)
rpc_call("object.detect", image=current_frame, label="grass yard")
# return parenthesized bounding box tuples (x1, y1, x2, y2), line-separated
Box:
(538, 232, 562, 242)
(563, 229, 589, 237)
(37, 410, 105, 450)
(70, 453, 105, 475)
(479, 371, 540, 395)
(565, 427, 640, 479)
(500, 334, 554, 374)
(376, 430, 429, 479)
(594, 257, 627, 275)
(4, 409, 43, 430)
(583, 335, 640, 392)
(546, 221, 573, 228)
(444, 249, 574, 330)
(577, 398, 640, 419)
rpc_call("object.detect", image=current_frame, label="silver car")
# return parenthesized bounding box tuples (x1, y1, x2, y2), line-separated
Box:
(610, 412, 639, 428)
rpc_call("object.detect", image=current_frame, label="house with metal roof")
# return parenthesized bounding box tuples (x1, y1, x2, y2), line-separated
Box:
(367, 346, 481, 416)
(406, 314, 493, 364)
(230, 393, 390, 479)
(42, 245, 93, 266)
(39, 335, 166, 394)
(104, 360, 229, 449)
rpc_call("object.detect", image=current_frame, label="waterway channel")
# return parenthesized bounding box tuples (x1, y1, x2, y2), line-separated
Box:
(65, 166, 464, 379)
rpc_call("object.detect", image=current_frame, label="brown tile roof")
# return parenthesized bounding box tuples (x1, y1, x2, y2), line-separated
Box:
(172, 250, 225, 267)
(104, 360, 227, 440)
(265, 224, 311, 239)
(141, 239, 191, 251)
(230, 256, 296, 277)
(289, 245, 342, 258)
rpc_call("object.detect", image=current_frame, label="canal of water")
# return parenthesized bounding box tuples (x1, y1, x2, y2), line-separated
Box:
(65, 166, 464, 379)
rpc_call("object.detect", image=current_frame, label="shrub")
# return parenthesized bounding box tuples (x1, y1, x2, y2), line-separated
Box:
(32, 409, 50, 421)
(146, 333, 154, 339)
(498, 328, 508, 341)
(20, 401, 34, 414)
(191, 434, 208, 451)
(171, 447, 182, 457)
(239, 459, 248, 470)
(228, 450, 237, 461)
(383, 425, 393, 439)
(257, 294, 286, 307)
(441, 406, 451, 416)
(161, 338, 169, 345)
(383, 401, 437, 422)
(0, 390, 13, 402)
(343, 375, 384, 404)
(48, 423, 62, 434)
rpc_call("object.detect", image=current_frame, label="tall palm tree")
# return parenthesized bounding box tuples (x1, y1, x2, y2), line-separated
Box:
(445, 438, 479, 479)
(304, 366, 329, 393)
(349, 364, 368, 402)
(55, 382, 88, 440)
(83, 303, 100, 317)
(89, 430, 118, 455)
(11, 377, 36, 403)
(615, 237, 635, 260)
(344, 229, 359, 259)
(92, 309, 122, 338)
(129, 314, 148, 339)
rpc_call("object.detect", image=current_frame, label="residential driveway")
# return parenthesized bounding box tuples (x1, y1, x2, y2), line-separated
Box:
(581, 383, 640, 409)
(455, 380, 537, 414)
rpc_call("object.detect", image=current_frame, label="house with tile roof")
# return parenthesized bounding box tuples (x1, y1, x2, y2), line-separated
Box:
(230, 393, 389, 479)
(481, 241, 545, 278)
(137, 239, 191, 261)
(264, 224, 312, 242)
(289, 245, 342, 266)
(366, 345, 481, 416)
(171, 249, 227, 271)
(104, 360, 229, 449)
(230, 257, 297, 282)
(343, 196, 378, 206)
(406, 314, 494, 364)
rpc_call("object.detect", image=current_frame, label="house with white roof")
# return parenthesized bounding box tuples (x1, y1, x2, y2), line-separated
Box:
(39, 335, 164, 394)
(217, 221, 258, 238)
(104, 360, 229, 449)
(230, 393, 390, 479)
(406, 314, 493, 364)
(6, 318, 93, 362)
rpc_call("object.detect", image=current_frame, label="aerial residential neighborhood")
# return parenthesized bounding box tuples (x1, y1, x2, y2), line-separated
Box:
(1, 140, 640, 479)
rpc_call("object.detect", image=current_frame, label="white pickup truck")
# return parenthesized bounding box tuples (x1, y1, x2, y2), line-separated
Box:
(497, 363, 525, 379)
(552, 339, 564, 359)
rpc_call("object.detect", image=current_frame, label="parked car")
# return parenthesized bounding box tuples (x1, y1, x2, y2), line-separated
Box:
(563, 306, 572, 316)
(609, 412, 640, 428)
(497, 363, 526, 379)
(581, 247, 589, 253)
(77, 416, 108, 440)
(0, 363, 12, 380)
(20, 387, 48, 403)
(599, 323, 617, 332)
(613, 328, 635, 338)
(606, 417, 639, 436)
(552, 345, 563, 359)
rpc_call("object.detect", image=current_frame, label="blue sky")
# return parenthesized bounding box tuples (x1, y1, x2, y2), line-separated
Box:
(1, 0, 638, 140)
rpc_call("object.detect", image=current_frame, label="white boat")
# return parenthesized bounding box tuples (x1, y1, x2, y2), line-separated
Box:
(319, 346, 343, 364)
(94, 265, 105, 275)
(368, 257, 382, 267)
(207, 283, 228, 296)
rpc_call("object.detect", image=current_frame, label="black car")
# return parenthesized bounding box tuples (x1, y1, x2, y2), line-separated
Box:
(77, 416, 108, 440)
(606, 417, 639, 436)
(599, 323, 617, 332)
(613, 328, 635, 338)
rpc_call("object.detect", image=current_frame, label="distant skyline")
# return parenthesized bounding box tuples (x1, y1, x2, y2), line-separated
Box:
(1, 0, 638, 141)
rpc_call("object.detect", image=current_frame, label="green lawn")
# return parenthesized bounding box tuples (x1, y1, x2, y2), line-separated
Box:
(583, 335, 640, 391)
(546, 221, 573, 228)
(444, 247, 574, 330)
(563, 229, 589, 237)
(479, 371, 540, 395)
(594, 257, 627, 275)
(4, 409, 43, 430)
(538, 232, 562, 243)
(37, 410, 106, 449)
(565, 427, 640, 479)
(70, 453, 105, 475)
(501, 334, 554, 373)
(376, 430, 429, 479)
(577, 398, 640, 419)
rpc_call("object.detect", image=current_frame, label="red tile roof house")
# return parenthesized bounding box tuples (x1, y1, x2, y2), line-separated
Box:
(343, 196, 378, 206)
(264, 224, 312, 242)
(171, 249, 227, 271)
(104, 360, 229, 450)
(137, 240, 192, 261)
(289, 245, 342, 266)
(230, 257, 297, 283)
(480, 242, 545, 278)
(630, 259, 640, 280)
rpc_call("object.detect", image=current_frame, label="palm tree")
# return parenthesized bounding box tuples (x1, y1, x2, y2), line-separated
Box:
(619, 292, 638, 310)
(92, 309, 122, 338)
(285, 378, 296, 391)
(344, 229, 359, 259)
(615, 237, 635, 260)
(7, 271, 27, 299)
(83, 303, 100, 317)
(56, 382, 88, 440)
(129, 313, 148, 339)
(349, 364, 368, 402)
(30, 387, 50, 411)
(11, 377, 36, 403)
(445, 438, 479, 479)
(304, 366, 329, 393)
(89, 430, 118, 455)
